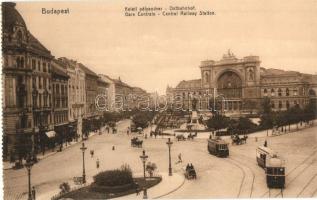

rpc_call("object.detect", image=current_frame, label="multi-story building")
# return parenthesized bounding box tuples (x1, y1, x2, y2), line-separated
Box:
(167, 50, 317, 115)
(99, 74, 115, 111)
(99, 75, 150, 111)
(79, 63, 100, 133)
(131, 87, 150, 110)
(2, 2, 55, 160)
(112, 77, 134, 111)
(51, 59, 70, 147)
(96, 76, 109, 114)
(59, 58, 86, 139)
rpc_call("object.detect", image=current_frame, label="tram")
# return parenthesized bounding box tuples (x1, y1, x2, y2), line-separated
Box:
(256, 146, 285, 188)
(207, 138, 229, 157)
(256, 146, 277, 168)
(266, 156, 285, 188)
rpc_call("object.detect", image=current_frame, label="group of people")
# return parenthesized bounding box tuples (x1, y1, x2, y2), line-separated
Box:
(186, 163, 195, 171)
(90, 150, 100, 169)
(105, 125, 117, 134)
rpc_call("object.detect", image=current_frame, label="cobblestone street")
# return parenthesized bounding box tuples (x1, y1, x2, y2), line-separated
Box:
(3, 119, 317, 199)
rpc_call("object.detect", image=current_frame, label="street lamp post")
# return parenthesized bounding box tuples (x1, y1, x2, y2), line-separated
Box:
(139, 150, 148, 181)
(80, 142, 87, 184)
(166, 138, 173, 176)
(25, 158, 34, 200)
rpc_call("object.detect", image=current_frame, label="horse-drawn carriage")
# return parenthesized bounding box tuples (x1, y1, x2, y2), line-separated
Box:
(176, 134, 186, 141)
(176, 132, 197, 141)
(184, 164, 197, 179)
(131, 137, 143, 148)
(231, 134, 248, 145)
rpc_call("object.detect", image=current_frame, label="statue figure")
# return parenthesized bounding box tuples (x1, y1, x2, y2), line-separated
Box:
(204, 71, 209, 83)
(248, 68, 254, 80)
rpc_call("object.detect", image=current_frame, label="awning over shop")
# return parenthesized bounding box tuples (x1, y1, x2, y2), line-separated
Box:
(45, 131, 56, 138)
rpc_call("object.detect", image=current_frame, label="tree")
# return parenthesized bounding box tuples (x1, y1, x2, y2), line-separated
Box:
(146, 162, 157, 177)
(303, 101, 317, 124)
(287, 104, 302, 130)
(132, 111, 155, 129)
(259, 97, 274, 135)
(59, 182, 70, 194)
(206, 114, 229, 134)
(236, 117, 257, 133)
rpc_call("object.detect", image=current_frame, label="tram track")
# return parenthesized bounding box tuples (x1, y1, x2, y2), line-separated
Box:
(229, 157, 255, 198)
(296, 173, 317, 197)
(273, 151, 317, 197)
(225, 158, 245, 198)
(260, 147, 317, 197)
(311, 187, 317, 197)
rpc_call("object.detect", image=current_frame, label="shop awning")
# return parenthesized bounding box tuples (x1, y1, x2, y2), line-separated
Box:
(45, 131, 56, 138)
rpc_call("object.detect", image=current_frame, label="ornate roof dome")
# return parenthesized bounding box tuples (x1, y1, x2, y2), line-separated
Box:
(2, 2, 27, 34)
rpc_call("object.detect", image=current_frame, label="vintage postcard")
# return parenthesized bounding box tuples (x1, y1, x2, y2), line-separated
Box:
(1, 0, 317, 199)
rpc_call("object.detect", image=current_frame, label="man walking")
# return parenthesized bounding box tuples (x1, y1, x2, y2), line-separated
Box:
(96, 158, 100, 169)
(178, 153, 182, 163)
(32, 186, 36, 200)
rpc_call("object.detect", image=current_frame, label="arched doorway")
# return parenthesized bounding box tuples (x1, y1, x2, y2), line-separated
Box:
(217, 71, 243, 112)
(217, 71, 242, 98)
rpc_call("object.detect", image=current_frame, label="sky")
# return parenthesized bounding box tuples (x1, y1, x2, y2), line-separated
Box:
(16, 0, 317, 94)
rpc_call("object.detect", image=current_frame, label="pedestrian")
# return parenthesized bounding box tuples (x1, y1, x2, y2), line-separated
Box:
(135, 182, 140, 196)
(90, 150, 94, 158)
(190, 163, 194, 170)
(32, 186, 36, 200)
(112, 146, 115, 151)
(264, 140, 267, 147)
(96, 158, 100, 169)
(178, 153, 182, 163)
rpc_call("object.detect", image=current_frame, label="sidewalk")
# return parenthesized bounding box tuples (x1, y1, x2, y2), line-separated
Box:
(114, 172, 185, 199)
(3, 130, 100, 170)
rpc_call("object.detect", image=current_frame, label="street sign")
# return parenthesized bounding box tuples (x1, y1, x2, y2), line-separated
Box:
(73, 177, 83, 185)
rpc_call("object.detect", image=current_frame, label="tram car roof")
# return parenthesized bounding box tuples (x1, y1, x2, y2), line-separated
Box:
(257, 146, 277, 157)
(266, 157, 285, 168)
(208, 138, 228, 145)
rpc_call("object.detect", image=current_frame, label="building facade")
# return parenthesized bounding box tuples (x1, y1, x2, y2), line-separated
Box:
(59, 58, 86, 140)
(79, 63, 100, 134)
(113, 78, 135, 111)
(96, 76, 109, 114)
(2, 2, 55, 160)
(99, 74, 115, 112)
(167, 50, 317, 115)
(51, 59, 70, 147)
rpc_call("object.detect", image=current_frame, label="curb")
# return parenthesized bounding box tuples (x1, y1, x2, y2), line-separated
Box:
(153, 173, 186, 199)
(3, 132, 100, 171)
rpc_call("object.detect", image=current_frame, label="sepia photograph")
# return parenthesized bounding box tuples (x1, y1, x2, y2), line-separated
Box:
(1, 0, 317, 199)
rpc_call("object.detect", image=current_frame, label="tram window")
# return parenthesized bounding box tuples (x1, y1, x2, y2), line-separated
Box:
(260, 153, 266, 160)
(266, 168, 273, 174)
(278, 168, 285, 175)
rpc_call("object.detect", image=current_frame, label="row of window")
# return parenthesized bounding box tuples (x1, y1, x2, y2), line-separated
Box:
(54, 97, 68, 108)
(34, 113, 51, 127)
(271, 100, 299, 109)
(54, 112, 68, 124)
(263, 88, 299, 97)
(31, 59, 51, 73)
(33, 93, 51, 108)
(32, 76, 51, 90)
(53, 83, 68, 96)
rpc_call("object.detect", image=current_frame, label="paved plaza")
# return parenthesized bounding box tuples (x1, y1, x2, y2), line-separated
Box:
(3, 119, 317, 199)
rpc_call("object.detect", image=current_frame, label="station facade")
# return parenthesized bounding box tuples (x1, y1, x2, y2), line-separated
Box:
(166, 50, 317, 115)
